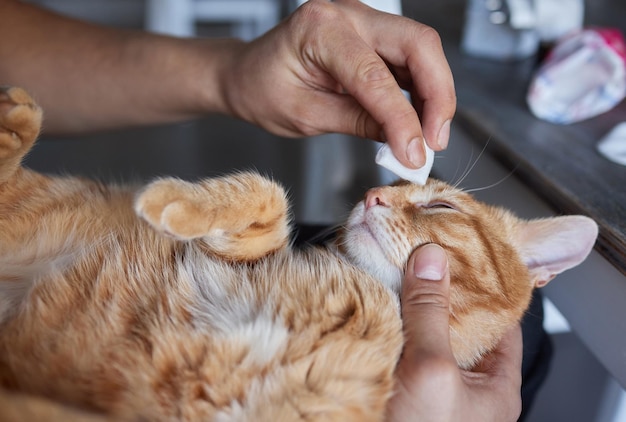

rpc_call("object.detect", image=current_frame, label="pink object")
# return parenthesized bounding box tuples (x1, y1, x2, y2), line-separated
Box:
(596, 28, 626, 61)
(527, 28, 626, 124)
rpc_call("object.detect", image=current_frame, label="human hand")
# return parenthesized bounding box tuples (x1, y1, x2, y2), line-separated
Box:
(387, 244, 522, 422)
(223, 0, 456, 169)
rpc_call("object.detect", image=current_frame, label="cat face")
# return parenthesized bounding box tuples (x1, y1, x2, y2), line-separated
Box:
(340, 178, 597, 367)
(342, 178, 513, 292)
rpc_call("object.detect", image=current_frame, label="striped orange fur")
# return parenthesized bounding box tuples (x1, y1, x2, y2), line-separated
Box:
(0, 87, 598, 421)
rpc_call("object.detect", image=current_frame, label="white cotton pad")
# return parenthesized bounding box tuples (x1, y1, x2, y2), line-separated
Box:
(597, 122, 626, 166)
(375, 142, 434, 185)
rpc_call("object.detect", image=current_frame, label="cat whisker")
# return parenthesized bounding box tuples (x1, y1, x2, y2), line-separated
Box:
(450, 151, 475, 189)
(429, 155, 455, 182)
(463, 165, 519, 194)
(451, 138, 491, 189)
(294, 223, 343, 247)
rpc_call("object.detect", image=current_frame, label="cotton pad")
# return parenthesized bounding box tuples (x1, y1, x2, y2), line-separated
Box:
(597, 122, 626, 166)
(375, 142, 434, 185)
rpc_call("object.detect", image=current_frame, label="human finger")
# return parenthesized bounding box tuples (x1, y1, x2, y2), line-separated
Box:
(400, 243, 454, 360)
(492, 324, 523, 378)
(287, 89, 383, 141)
(463, 324, 523, 421)
(343, 2, 456, 151)
(473, 324, 523, 387)
(403, 28, 456, 151)
(321, 35, 426, 168)
(301, 4, 426, 168)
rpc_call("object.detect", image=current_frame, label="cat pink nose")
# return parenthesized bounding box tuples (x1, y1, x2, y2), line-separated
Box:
(365, 188, 389, 209)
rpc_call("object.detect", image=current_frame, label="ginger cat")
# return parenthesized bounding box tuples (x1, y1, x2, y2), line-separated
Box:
(0, 86, 598, 421)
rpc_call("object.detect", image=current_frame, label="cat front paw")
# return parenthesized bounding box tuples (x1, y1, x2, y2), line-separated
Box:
(135, 177, 209, 240)
(0, 87, 42, 160)
(135, 173, 291, 261)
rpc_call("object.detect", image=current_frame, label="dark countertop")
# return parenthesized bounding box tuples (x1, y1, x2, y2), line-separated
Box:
(405, 0, 626, 276)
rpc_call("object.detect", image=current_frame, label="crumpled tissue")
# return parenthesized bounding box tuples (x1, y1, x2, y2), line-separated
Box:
(527, 28, 626, 124)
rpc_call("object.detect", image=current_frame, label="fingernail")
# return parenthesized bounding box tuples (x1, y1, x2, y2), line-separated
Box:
(413, 244, 447, 281)
(406, 137, 425, 169)
(437, 120, 451, 149)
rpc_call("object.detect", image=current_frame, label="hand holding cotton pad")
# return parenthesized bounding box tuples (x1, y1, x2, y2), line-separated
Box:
(375, 142, 434, 185)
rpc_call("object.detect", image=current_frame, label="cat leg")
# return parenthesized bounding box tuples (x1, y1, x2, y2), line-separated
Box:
(135, 172, 291, 260)
(0, 87, 42, 183)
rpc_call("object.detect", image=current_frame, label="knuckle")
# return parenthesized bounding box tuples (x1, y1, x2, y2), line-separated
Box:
(441, 82, 458, 106)
(448, 93, 458, 112)
(353, 107, 376, 139)
(288, 0, 342, 64)
(404, 291, 449, 311)
(356, 57, 393, 85)
(435, 83, 457, 105)
(416, 24, 443, 48)
(288, 104, 320, 137)
(293, 0, 339, 26)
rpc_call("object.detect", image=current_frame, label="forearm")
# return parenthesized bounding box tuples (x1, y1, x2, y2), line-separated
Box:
(0, 0, 242, 135)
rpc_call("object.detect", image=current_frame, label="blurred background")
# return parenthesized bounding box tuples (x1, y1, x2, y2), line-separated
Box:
(20, 1, 626, 421)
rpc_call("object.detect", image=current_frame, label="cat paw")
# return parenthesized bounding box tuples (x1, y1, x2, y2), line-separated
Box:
(135, 178, 207, 240)
(135, 173, 291, 260)
(0, 87, 42, 160)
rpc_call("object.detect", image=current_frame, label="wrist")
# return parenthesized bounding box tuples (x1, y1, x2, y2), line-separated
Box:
(192, 38, 247, 117)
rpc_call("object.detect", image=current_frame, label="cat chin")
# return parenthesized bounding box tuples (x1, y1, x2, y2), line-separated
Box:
(340, 239, 402, 294)
(340, 222, 403, 293)
(341, 251, 403, 298)
(363, 265, 403, 294)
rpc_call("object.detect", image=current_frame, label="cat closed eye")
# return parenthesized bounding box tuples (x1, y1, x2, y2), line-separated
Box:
(422, 202, 456, 210)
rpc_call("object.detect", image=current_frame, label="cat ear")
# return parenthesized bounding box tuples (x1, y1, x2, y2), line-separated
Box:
(514, 216, 598, 288)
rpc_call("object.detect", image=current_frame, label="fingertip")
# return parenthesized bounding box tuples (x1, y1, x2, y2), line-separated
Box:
(410, 243, 448, 281)
(420, 112, 454, 152)
(408, 57, 456, 151)
(386, 134, 426, 170)
(401, 244, 451, 311)
(406, 137, 426, 169)
(400, 244, 454, 359)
